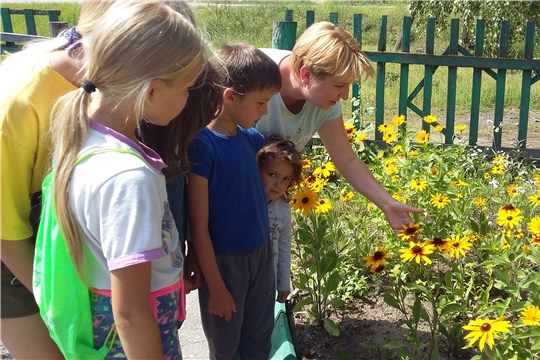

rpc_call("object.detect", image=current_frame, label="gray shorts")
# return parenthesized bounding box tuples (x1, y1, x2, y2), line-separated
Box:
(1, 261, 39, 318)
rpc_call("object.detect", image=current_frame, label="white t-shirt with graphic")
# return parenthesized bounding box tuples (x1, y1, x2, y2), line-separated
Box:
(268, 196, 292, 292)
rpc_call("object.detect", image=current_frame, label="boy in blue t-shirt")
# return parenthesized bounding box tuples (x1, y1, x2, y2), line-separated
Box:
(186, 43, 282, 359)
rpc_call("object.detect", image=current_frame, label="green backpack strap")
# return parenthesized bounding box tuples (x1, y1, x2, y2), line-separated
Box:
(33, 148, 144, 359)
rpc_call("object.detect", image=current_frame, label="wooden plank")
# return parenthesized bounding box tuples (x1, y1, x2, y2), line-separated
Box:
(352, 14, 362, 121)
(518, 21, 535, 149)
(422, 18, 435, 132)
(363, 52, 540, 71)
(1, 32, 48, 42)
(493, 21, 509, 148)
(445, 19, 459, 144)
(375, 15, 387, 141)
(306, 10, 314, 28)
(469, 20, 485, 146)
(398, 16, 411, 130)
(329, 12, 338, 26)
(1, 8, 13, 33)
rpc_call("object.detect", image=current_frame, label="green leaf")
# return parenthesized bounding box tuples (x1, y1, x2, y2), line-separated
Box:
(440, 303, 464, 317)
(493, 268, 511, 286)
(531, 337, 540, 351)
(330, 297, 345, 308)
(326, 271, 340, 293)
(323, 318, 340, 337)
(292, 297, 314, 313)
(406, 283, 431, 296)
(430, 342, 440, 360)
(383, 293, 401, 310)
(382, 339, 404, 350)
(444, 271, 452, 289)
(412, 297, 422, 323)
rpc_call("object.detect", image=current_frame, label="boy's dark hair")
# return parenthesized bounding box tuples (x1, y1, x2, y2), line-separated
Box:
(139, 61, 224, 180)
(257, 136, 303, 201)
(211, 42, 282, 95)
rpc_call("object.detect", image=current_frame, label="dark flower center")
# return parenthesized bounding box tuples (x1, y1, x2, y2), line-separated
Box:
(502, 204, 516, 211)
(374, 264, 385, 273)
(321, 166, 326, 170)
(452, 242, 459, 248)
(319, 200, 325, 205)
(373, 251, 384, 260)
(412, 246, 422, 254)
(507, 216, 513, 221)
(481, 323, 491, 332)
(433, 237, 443, 245)
(302, 197, 309, 204)
(405, 227, 417, 235)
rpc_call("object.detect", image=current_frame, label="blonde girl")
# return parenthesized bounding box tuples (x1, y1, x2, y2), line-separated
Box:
(45, 1, 204, 358)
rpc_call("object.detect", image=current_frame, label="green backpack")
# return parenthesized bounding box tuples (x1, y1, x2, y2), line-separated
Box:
(33, 149, 142, 359)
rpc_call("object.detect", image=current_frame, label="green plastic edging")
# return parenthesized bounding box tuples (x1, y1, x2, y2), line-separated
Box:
(270, 300, 297, 360)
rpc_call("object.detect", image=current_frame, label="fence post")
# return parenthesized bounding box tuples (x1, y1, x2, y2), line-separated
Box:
(444, 18, 459, 144)
(329, 12, 338, 26)
(272, 10, 297, 50)
(518, 21, 535, 149)
(398, 16, 411, 131)
(469, 20, 485, 146)
(375, 16, 387, 141)
(422, 18, 435, 133)
(49, 21, 68, 37)
(352, 14, 362, 126)
(306, 10, 315, 28)
(493, 20, 509, 148)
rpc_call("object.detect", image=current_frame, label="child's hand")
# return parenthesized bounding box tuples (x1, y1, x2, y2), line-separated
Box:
(277, 290, 290, 303)
(208, 288, 237, 321)
(185, 252, 203, 293)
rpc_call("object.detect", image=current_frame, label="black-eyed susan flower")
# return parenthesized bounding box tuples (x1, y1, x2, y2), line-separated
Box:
(443, 234, 472, 259)
(315, 198, 332, 214)
(463, 316, 512, 352)
(397, 222, 423, 241)
(313, 162, 336, 178)
(507, 184, 519, 197)
(528, 217, 540, 235)
(426, 237, 448, 251)
(301, 159, 311, 169)
(498, 204, 521, 216)
(292, 188, 318, 215)
(535, 173, 540, 185)
(431, 193, 450, 209)
(431, 167, 439, 176)
(392, 115, 406, 126)
(377, 123, 393, 134)
(531, 236, 540, 246)
(492, 164, 504, 175)
(497, 211, 524, 229)
(371, 263, 386, 275)
(383, 130, 398, 144)
(408, 150, 419, 157)
(484, 172, 491, 179)
(355, 132, 367, 142)
(399, 241, 434, 264)
(501, 239, 511, 250)
(309, 177, 328, 193)
(392, 144, 403, 154)
(529, 191, 540, 206)
(341, 191, 354, 202)
(362, 246, 392, 270)
(415, 130, 429, 144)
(423, 115, 437, 124)
(456, 124, 467, 132)
(493, 155, 505, 164)
(409, 179, 428, 192)
(435, 124, 444, 132)
(522, 245, 531, 254)
(473, 198, 486, 207)
(520, 305, 540, 326)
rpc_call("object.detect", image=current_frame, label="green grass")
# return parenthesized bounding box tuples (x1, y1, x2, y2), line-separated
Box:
(3, 0, 538, 136)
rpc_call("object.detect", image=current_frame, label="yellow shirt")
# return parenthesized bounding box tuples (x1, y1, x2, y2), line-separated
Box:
(0, 54, 76, 240)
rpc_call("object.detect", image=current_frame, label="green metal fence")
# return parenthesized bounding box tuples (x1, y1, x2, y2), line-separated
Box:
(272, 10, 540, 156)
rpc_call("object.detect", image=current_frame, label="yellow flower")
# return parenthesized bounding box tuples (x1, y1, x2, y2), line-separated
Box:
(529, 191, 540, 206)
(292, 188, 318, 215)
(377, 152, 385, 159)
(493, 155, 506, 164)
(362, 246, 392, 269)
(456, 124, 467, 132)
(313, 162, 336, 178)
(378, 123, 394, 134)
(383, 130, 398, 144)
(399, 241, 434, 264)
(371, 263, 386, 275)
(397, 222, 424, 241)
(463, 316, 512, 352)
(431, 167, 439, 176)
(492, 164, 504, 175)
(415, 130, 429, 144)
(315, 198, 332, 214)
(502, 239, 511, 249)
(528, 217, 540, 235)
(423, 115, 437, 124)
(384, 165, 398, 175)
(484, 172, 491, 179)
(520, 306, 540, 327)
(426, 237, 449, 252)
(408, 150, 419, 157)
(301, 159, 311, 169)
(409, 179, 428, 192)
(507, 184, 519, 197)
(535, 172, 540, 185)
(456, 193, 463, 199)
(473, 198, 486, 207)
(356, 132, 367, 142)
(392, 115, 406, 126)
(431, 193, 450, 209)
(531, 236, 540, 246)
(341, 191, 354, 202)
(391, 176, 399, 183)
(309, 177, 328, 193)
(443, 234, 472, 259)
(435, 124, 444, 132)
(497, 211, 524, 229)
(498, 204, 521, 216)
(522, 245, 531, 254)
(392, 145, 403, 154)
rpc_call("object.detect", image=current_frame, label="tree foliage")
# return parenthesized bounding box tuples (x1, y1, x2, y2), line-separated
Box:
(408, 0, 540, 57)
